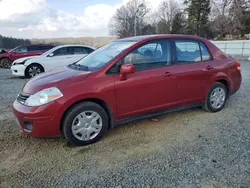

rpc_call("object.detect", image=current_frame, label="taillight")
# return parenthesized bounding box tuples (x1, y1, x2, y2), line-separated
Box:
(236, 60, 241, 71)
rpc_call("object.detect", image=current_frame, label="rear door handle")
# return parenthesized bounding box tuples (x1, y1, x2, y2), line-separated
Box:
(205, 65, 214, 70)
(164, 72, 172, 76)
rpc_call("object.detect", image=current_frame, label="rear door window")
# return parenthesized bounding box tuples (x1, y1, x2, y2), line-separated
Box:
(27, 46, 40, 52)
(173, 40, 213, 64)
(73, 47, 89, 55)
(174, 40, 201, 63)
(53, 47, 72, 56)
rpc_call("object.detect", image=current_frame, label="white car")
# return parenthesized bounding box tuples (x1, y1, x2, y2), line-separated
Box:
(11, 45, 95, 77)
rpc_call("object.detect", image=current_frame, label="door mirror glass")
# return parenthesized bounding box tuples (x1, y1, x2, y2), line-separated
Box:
(120, 64, 135, 81)
(48, 53, 54, 57)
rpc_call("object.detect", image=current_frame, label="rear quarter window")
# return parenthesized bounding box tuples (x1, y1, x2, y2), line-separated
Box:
(87, 48, 95, 53)
(199, 42, 212, 61)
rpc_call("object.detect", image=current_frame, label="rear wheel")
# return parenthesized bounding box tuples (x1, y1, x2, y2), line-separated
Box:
(203, 82, 227, 112)
(1, 58, 12, 69)
(25, 64, 44, 78)
(62, 102, 108, 146)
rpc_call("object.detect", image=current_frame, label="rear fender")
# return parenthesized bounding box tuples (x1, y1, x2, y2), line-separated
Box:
(210, 72, 232, 93)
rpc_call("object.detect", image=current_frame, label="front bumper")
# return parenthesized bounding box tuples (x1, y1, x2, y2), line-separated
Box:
(12, 100, 62, 137)
(11, 64, 26, 76)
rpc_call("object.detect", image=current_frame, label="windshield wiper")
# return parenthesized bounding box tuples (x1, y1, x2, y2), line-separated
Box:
(77, 64, 89, 71)
(68, 62, 89, 71)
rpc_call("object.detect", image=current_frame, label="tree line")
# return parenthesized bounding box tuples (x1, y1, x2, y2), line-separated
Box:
(109, 0, 250, 39)
(0, 35, 31, 49)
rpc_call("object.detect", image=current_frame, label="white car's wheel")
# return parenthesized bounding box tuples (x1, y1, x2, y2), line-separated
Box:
(25, 64, 44, 78)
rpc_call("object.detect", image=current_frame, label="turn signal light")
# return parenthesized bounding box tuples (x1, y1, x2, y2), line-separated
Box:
(236, 60, 241, 71)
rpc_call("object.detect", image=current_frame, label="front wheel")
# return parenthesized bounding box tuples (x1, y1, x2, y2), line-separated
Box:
(25, 64, 44, 78)
(203, 82, 227, 112)
(62, 102, 108, 146)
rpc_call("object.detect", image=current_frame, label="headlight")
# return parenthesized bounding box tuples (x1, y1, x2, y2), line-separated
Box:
(25, 87, 63, 107)
(13, 59, 29, 65)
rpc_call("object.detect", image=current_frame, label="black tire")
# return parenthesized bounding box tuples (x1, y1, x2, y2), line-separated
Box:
(62, 102, 108, 146)
(203, 82, 227, 112)
(1, 58, 12, 69)
(25, 64, 44, 78)
(0, 59, 3, 68)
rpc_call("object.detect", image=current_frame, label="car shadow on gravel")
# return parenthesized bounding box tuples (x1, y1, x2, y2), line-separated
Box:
(0, 76, 28, 80)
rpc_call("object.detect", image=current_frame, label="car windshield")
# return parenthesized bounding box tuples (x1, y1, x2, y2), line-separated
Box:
(75, 41, 136, 71)
(8, 46, 20, 52)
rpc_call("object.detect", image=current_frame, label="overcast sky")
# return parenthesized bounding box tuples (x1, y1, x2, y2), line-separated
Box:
(0, 0, 166, 39)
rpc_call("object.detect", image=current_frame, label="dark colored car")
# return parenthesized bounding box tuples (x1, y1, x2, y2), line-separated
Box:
(0, 44, 55, 68)
(12, 35, 241, 146)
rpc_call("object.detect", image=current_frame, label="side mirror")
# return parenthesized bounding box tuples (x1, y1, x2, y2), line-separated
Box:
(48, 53, 54, 57)
(120, 64, 135, 81)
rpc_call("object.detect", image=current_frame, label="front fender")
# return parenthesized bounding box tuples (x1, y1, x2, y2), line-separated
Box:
(56, 92, 117, 129)
(0, 54, 10, 60)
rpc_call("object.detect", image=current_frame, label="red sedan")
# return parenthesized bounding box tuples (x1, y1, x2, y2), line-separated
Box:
(12, 35, 241, 146)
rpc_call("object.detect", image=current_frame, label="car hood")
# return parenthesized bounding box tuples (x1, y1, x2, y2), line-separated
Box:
(0, 49, 7, 54)
(14, 56, 40, 63)
(22, 66, 91, 94)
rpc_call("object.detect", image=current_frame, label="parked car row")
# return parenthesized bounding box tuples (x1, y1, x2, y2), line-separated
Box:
(12, 34, 241, 146)
(11, 45, 95, 77)
(0, 44, 55, 68)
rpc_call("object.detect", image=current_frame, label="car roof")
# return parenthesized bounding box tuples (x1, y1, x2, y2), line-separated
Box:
(24, 44, 55, 46)
(116, 34, 206, 42)
(53, 44, 96, 50)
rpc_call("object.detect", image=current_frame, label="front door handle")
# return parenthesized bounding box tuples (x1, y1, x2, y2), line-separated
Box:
(164, 72, 172, 76)
(205, 65, 214, 70)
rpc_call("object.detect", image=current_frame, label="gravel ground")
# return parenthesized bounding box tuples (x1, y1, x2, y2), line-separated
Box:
(0, 69, 12, 79)
(0, 61, 250, 188)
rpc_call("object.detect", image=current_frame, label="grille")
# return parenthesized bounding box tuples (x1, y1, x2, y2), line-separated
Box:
(17, 92, 30, 104)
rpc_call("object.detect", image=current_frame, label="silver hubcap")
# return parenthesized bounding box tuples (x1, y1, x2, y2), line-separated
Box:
(3, 59, 11, 68)
(71, 111, 102, 141)
(210, 87, 226, 109)
(29, 66, 41, 77)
